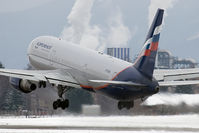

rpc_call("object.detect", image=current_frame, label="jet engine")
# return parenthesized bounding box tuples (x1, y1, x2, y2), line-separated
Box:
(9, 77, 37, 93)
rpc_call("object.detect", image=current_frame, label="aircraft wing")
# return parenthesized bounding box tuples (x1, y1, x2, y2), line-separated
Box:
(154, 68, 199, 81)
(90, 79, 199, 87)
(0, 69, 80, 88)
(158, 80, 199, 86)
(89, 80, 146, 87)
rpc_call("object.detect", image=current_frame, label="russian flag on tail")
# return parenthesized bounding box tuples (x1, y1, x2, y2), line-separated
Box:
(134, 9, 164, 79)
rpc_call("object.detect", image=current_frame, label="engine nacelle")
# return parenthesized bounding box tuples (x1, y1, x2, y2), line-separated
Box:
(9, 77, 37, 93)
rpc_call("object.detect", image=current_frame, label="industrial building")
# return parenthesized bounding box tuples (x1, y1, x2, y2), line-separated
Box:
(156, 50, 198, 69)
(107, 48, 198, 69)
(107, 48, 131, 62)
(131, 49, 197, 69)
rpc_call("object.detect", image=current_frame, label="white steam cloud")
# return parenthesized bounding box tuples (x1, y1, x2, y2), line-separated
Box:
(143, 93, 199, 106)
(60, 0, 95, 45)
(148, 0, 178, 26)
(60, 0, 132, 51)
(107, 10, 131, 47)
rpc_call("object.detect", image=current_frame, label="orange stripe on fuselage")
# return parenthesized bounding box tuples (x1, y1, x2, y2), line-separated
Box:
(111, 66, 132, 80)
(80, 40, 159, 90)
(80, 66, 132, 90)
(80, 85, 92, 89)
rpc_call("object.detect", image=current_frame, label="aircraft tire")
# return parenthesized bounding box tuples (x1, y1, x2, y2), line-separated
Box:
(118, 101, 123, 110)
(61, 99, 69, 110)
(126, 105, 131, 110)
(53, 101, 58, 110)
(118, 101, 134, 110)
(53, 99, 62, 110)
(126, 101, 134, 110)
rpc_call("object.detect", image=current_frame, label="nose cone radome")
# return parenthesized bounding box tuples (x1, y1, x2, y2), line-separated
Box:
(27, 38, 38, 56)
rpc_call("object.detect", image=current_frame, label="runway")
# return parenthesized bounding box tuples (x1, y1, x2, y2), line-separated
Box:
(0, 115, 199, 133)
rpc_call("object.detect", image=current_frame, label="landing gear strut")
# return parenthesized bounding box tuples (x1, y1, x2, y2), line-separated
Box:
(53, 85, 71, 110)
(118, 101, 134, 110)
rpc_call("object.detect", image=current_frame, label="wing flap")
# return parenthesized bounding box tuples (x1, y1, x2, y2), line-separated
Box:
(44, 71, 80, 88)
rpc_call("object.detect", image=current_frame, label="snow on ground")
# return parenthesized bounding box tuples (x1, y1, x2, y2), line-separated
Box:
(0, 129, 197, 133)
(0, 115, 199, 132)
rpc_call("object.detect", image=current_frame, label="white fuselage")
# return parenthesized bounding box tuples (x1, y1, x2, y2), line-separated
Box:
(27, 36, 132, 88)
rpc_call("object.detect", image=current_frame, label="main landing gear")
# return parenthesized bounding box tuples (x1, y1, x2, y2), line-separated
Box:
(53, 85, 71, 110)
(53, 99, 69, 110)
(118, 100, 134, 110)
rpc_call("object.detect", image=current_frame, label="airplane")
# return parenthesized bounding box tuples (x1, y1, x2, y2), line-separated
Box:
(1, 8, 199, 110)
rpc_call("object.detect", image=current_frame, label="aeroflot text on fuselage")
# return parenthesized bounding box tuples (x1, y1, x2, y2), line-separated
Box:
(35, 42, 52, 50)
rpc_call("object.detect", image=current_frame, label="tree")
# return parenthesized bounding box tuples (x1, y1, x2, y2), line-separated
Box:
(0, 62, 4, 68)
(0, 62, 27, 111)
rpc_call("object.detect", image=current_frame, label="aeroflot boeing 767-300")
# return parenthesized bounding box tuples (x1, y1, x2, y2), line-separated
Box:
(1, 9, 199, 110)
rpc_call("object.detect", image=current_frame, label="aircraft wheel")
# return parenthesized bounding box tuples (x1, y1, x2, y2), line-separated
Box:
(118, 101, 134, 110)
(126, 101, 134, 110)
(130, 101, 134, 108)
(118, 101, 123, 110)
(126, 105, 131, 110)
(53, 101, 58, 110)
(53, 99, 62, 110)
(61, 99, 69, 110)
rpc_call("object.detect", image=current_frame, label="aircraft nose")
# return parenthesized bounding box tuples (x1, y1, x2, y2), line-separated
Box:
(27, 39, 35, 56)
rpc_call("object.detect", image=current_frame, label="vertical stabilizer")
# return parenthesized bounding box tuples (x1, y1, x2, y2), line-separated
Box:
(134, 9, 164, 79)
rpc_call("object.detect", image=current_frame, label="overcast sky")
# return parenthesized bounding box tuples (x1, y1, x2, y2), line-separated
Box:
(0, 0, 199, 68)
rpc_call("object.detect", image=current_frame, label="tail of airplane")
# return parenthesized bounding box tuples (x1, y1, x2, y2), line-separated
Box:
(134, 8, 164, 79)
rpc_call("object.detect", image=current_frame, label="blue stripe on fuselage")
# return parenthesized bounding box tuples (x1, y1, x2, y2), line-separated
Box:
(97, 66, 158, 100)
(99, 85, 148, 100)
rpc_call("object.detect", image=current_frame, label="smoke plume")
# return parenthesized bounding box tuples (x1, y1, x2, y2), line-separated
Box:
(60, 0, 132, 51)
(148, 0, 178, 26)
(106, 9, 131, 48)
(143, 93, 199, 106)
(60, 0, 94, 44)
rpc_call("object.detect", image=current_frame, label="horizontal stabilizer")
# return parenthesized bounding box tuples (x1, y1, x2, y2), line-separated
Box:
(89, 80, 146, 87)
(158, 80, 199, 86)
